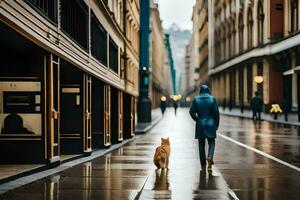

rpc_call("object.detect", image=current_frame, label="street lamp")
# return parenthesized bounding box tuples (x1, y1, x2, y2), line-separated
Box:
(254, 76, 264, 83)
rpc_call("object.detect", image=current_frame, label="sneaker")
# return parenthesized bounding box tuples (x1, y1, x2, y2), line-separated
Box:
(201, 165, 206, 171)
(207, 157, 214, 171)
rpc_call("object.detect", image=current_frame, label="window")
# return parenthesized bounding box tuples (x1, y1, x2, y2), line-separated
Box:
(117, 0, 122, 25)
(231, 20, 236, 57)
(238, 13, 244, 53)
(247, 8, 253, 49)
(26, 0, 57, 22)
(91, 12, 107, 65)
(61, 0, 89, 50)
(257, 1, 264, 45)
(290, 0, 299, 33)
(109, 39, 119, 74)
(228, 24, 232, 58)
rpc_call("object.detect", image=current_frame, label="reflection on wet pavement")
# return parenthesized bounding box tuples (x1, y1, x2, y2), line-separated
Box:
(217, 115, 300, 200)
(0, 109, 231, 200)
(1, 108, 300, 200)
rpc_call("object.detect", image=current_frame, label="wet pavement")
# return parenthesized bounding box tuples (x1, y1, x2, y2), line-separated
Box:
(216, 116, 300, 200)
(0, 108, 300, 200)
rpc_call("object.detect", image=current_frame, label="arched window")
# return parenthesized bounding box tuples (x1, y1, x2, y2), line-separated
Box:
(225, 24, 229, 60)
(238, 13, 244, 53)
(231, 19, 236, 56)
(228, 23, 232, 59)
(214, 29, 220, 64)
(290, 0, 299, 33)
(257, 1, 264, 45)
(247, 8, 253, 49)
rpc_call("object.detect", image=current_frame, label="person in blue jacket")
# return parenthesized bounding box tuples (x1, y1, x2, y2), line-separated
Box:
(189, 85, 220, 171)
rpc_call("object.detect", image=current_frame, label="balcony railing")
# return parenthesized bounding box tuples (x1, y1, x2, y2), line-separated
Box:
(26, 0, 57, 22)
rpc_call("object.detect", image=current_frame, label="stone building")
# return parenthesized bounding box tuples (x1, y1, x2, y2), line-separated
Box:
(183, 36, 196, 97)
(150, 2, 173, 108)
(0, 0, 139, 164)
(208, 0, 300, 119)
(183, 0, 209, 98)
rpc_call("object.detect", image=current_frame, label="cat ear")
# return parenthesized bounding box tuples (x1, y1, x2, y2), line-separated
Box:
(161, 138, 163, 141)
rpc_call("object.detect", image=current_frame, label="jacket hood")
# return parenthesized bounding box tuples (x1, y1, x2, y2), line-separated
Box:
(199, 85, 210, 95)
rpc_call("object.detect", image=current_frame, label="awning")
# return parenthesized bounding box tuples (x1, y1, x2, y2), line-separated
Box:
(294, 66, 300, 73)
(283, 69, 294, 76)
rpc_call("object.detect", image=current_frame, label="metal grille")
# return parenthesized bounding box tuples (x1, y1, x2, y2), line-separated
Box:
(61, 0, 88, 50)
(91, 11, 107, 65)
(26, 0, 57, 22)
(109, 39, 119, 74)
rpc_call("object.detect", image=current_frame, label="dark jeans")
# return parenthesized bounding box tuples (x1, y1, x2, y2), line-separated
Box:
(252, 110, 261, 121)
(198, 138, 215, 167)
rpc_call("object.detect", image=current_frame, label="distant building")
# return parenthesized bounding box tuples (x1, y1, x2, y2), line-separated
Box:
(183, 36, 196, 97)
(208, 0, 300, 120)
(166, 24, 191, 94)
(150, 1, 173, 108)
(183, 0, 208, 98)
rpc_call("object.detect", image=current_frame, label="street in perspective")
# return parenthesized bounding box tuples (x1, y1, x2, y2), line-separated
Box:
(1, 0, 300, 199)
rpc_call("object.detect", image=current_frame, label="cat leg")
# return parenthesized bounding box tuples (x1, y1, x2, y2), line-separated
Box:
(166, 158, 169, 169)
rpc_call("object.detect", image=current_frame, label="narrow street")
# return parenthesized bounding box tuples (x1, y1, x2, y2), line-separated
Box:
(0, 108, 299, 200)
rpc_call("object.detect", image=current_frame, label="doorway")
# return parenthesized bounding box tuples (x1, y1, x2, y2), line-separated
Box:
(60, 60, 83, 155)
(123, 93, 135, 139)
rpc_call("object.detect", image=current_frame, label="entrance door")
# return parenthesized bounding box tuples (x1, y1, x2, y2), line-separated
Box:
(283, 75, 292, 112)
(104, 84, 111, 146)
(239, 68, 244, 112)
(130, 96, 135, 137)
(45, 54, 60, 163)
(83, 74, 92, 153)
(118, 91, 123, 141)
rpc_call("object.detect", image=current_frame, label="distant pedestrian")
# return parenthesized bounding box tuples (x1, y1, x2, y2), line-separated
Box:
(160, 96, 167, 115)
(173, 99, 178, 115)
(251, 91, 263, 121)
(283, 99, 289, 121)
(189, 85, 220, 171)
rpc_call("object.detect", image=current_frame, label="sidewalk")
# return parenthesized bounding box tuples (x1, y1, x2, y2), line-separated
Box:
(0, 109, 233, 200)
(220, 107, 300, 126)
(135, 108, 162, 134)
(0, 109, 162, 185)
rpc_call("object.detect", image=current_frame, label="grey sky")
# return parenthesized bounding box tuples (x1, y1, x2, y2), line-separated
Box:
(157, 0, 195, 30)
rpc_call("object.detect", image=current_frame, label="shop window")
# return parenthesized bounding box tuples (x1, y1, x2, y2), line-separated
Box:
(26, 0, 57, 22)
(247, 8, 253, 49)
(61, 0, 88, 50)
(91, 12, 107, 66)
(290, 0, 299, 33)
(109, 39, 119, 74)
(257, 1, 264, 45)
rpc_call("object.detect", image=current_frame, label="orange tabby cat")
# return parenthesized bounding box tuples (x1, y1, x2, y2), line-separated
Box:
(153, 137, 171, 169)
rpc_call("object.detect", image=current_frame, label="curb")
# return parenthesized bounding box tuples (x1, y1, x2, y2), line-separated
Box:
(0, 137, 135, 195)
(0, 115, 164, 195)
(135, 115, 163, 134)
(220, 111, 300, 126)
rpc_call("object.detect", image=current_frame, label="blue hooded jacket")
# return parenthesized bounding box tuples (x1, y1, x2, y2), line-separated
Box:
(189, 85, 220, 139)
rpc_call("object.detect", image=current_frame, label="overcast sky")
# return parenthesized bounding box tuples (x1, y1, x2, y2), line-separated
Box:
(157, 0, 195, 30)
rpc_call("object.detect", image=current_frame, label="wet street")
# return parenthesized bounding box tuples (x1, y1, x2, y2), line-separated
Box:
(0, 108, 300, 200)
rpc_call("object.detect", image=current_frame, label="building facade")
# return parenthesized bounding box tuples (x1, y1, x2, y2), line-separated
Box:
(183, 0, 209, 98)
(183, 36, 196, 97)
(0, 0, 139, 164)
(209, 0, 300, 119)
(150, 2, 173, 108)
